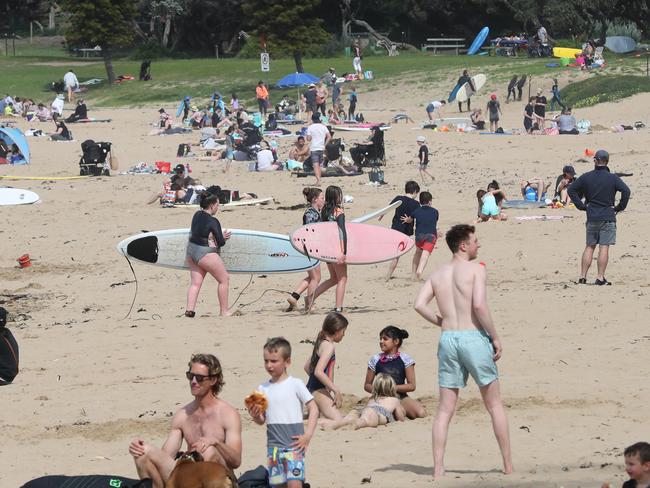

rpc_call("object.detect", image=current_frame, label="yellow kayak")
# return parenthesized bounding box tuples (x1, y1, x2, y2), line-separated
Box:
(553, 47, 582, 59)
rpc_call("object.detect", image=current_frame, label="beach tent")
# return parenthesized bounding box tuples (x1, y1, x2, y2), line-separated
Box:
(276, 72, 319, 88)
(0, 127, 30, 163)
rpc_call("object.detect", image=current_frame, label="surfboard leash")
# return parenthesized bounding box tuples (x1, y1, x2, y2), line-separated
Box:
(121, 254, 139, 320)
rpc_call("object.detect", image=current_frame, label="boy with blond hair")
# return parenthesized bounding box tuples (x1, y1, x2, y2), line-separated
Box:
(248, 337, 318, 488)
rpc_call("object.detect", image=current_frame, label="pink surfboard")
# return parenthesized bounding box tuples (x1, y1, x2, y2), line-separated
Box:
(290, 222, 414, 264)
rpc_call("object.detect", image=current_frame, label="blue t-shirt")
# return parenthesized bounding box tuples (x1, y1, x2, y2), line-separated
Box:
(390, 196, 420, 236)
(412, 205, 439, 236)
(349, 92, 357, 103)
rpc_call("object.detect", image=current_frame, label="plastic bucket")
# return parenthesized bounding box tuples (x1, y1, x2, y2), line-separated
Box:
(560, 57, 570, 66)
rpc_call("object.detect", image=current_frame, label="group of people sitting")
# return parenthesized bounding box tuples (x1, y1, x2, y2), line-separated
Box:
(0, 93, 88, 124)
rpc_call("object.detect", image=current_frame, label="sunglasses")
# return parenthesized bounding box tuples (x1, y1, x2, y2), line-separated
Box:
(186, 371, 213, 382)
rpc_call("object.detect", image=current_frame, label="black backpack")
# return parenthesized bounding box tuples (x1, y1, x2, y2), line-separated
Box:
(0, 307, 19, 385)
(176, 143, 190, 157)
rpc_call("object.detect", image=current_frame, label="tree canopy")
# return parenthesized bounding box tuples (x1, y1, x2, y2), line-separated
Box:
(242, 0, 330, 72)
(61, 0, 137, 83)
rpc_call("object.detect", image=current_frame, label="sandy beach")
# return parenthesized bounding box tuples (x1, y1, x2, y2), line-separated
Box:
(1, 75, 648, 488)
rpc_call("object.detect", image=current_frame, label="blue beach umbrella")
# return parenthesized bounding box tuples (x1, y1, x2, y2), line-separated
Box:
(0, 127, 30, 163)
(276, 72, 319, 88)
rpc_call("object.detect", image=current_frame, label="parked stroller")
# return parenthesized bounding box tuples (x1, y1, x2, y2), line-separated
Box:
(349, 127, 385, 167)
(79, 139, 112, 176)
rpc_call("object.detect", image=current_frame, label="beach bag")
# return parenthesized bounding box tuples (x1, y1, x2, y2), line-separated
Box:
(369, 166, 384, 184)
(237, 465, 269, 488)
(0, 307, 19, 385)
(176, 143, 190, 157)
(155, 161, 172, 173)
(364, 70, 373, 80)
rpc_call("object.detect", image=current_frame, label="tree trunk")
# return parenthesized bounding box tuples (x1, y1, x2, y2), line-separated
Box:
(351, 18, 418, 51)
(102, 46, 116, 85)
(293, 50, 304, 73)
(162, 15, 172, 48)
(48, 3, 58, 29)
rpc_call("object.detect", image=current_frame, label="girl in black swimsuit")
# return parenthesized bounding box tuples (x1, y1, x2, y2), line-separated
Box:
(185, 187, 234, 317)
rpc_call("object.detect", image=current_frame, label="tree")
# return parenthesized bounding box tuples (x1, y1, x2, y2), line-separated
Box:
(242, 0, 329, 73)
(61, 0, 137, 84)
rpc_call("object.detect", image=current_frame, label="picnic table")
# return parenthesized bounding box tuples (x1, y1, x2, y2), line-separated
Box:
(76, 47, 102, 58)
(421, 38, 466, 55)
(483, 39, 528, 56)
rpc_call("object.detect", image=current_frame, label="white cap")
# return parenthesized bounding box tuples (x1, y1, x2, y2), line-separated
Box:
(416, 135, 426, 142)
(343, 195, 354, 203)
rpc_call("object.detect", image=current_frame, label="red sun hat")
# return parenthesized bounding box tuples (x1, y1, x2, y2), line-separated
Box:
(490, 93, 497, 100)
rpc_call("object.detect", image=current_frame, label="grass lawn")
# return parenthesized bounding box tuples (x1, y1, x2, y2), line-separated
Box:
(1, 49, 649, 108)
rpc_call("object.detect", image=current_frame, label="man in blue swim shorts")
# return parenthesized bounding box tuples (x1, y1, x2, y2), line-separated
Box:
(415, 224, 513, 478)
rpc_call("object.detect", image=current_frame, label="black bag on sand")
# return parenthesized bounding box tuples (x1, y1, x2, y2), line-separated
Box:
(237, 465, 310, 488)
(21, 475, 152, 488)
(177, 143, 190, 157)
(369, 165, 385, 184)
(0, 307, 19, 385)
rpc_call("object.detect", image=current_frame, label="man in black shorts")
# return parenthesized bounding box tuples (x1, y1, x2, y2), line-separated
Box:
(568, 150, 631, 285)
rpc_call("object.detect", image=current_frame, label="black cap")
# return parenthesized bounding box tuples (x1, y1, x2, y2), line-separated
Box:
(311, 113, 321, 122)
(174, 164, 185, 173)
(594, 149, 609, 162)
(562, 165, 576, 177)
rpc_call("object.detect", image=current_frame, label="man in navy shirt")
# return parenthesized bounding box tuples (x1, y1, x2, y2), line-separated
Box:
(568, 149, 631, 285)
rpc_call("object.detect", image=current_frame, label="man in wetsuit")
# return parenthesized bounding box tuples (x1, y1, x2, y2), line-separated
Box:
(456, 70, 474, 113)
(414, 225, 513, 479)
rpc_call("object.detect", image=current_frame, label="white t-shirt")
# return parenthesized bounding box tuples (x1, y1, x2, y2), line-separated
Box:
(258, 376, 313, 448)
(537, 26, 548, 44)
(63, 71, 79, 88)
(306, 123, 329, 151)
(51, 98, 64, 116)
(256, 149, 275, 171)
(429, 101, 443, 110)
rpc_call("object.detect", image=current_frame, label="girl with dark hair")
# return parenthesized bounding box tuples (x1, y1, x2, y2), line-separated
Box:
(304, 312, 348, 421)
(309, 185, 348, 312)
(286, 187, 324, 312)
(364, 326, 426, 419)
(185, 187, 235, 317)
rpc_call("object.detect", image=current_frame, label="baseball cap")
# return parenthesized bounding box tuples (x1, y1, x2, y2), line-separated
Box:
(311, 113, 321, 122)
(490, 93, 497, 100)
(594, 149, 609, 162)
(562, 165, 576, 177)
(174, 163, 185, 173)
(308, 83, 316, 88)
(416, 135, 426, 142)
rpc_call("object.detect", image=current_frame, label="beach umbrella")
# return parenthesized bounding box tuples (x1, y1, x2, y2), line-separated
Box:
(275, 72, 319, 88)
(0, 127, 30, 163)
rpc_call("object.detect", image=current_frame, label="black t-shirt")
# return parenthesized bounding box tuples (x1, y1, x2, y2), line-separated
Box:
(390, 196, 420, 235)
(303, 90, 317, 105)
(535, 96, 547, 116)
(418, 144, 429, 165)
(57, 122, 70, 139)
(524, 104, 534, 124)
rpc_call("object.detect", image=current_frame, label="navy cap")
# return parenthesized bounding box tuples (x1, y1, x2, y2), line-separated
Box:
(562, 165, 576, 176)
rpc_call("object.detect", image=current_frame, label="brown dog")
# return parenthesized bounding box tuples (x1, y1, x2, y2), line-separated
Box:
(166, 451, 238, 488)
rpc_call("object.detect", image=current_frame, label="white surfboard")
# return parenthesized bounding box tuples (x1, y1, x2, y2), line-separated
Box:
(117, 228, 318, 273)
(456, 74, 486, 102)
(351, 200, 400, 223)
(169, 197, 274, 210)
(0, 187, 40, 206)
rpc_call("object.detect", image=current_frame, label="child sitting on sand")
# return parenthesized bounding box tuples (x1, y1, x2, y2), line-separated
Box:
(602, 442, 650, 488)
(476, 186, 508, 222)
(364, 326, 426, 419)
(320, 374, 405, 430)
(304, 312, 348, 424)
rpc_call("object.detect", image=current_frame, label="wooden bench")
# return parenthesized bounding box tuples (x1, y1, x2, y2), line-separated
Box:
(421, 38, 466, 55)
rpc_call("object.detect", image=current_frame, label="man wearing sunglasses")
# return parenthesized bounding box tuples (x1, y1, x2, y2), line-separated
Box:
(568, 149, 631, 286)
(128, 354, 242, 487)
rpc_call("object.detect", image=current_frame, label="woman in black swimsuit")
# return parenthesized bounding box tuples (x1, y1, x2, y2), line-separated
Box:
(185, 187, 234, 317)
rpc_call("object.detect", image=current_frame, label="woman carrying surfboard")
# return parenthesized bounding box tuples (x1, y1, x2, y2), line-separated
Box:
(185, 186, 236, 317)
(309, 186, 347, 313)
(286, 188, 324, 312)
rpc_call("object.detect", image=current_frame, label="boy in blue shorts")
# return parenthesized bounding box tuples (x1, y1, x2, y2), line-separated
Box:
(408, 191, 439, 280)
(379, 180, 420, 281)
(248, 337, 318, 488)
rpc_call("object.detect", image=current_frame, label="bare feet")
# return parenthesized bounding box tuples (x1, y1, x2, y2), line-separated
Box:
(353, 418, 367, 430)
(285, 295, 298, 312)
(503, 464, 514, 475)
(433, 467, 445, 479)
(221, 309, 242, 317)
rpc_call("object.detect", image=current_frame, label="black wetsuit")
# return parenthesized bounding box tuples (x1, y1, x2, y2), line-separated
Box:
(457, 74, 474, 112)
(66, 103, 88, 123)
(189, 211, 225, 247)
(322, 206, 347, 256)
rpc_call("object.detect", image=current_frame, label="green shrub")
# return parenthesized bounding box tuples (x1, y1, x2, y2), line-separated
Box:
(561, 75, 650, 108)
(605, 20, 642, 42)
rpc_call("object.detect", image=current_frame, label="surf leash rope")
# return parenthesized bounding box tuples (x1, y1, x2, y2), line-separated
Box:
(121, 254, 139, 320)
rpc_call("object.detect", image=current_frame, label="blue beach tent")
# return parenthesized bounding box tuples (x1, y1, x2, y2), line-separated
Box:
(0, 127, 30, 163)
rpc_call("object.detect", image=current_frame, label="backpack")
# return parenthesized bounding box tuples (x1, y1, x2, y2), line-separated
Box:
(368, 165, 384, 184)
(0, 307, 19, 385)
(237, 466, 269, 488)
(265, 114, 278, 131)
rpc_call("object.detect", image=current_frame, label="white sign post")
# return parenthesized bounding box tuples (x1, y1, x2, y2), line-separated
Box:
(260, 52, 270, 72)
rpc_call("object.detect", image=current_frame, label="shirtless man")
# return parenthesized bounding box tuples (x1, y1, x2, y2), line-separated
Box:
(128, 354, 242, 488)
(414, 224, 513, 478)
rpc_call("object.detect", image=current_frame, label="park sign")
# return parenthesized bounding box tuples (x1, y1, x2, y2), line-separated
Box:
(261, 52, 270, 72)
